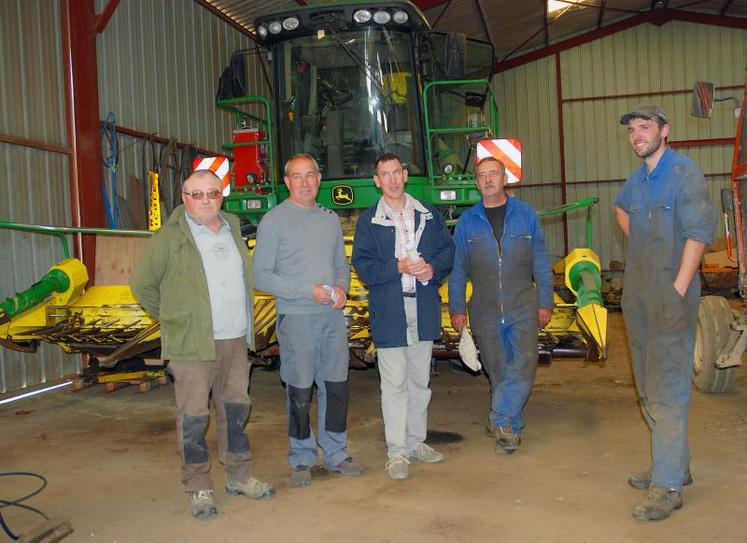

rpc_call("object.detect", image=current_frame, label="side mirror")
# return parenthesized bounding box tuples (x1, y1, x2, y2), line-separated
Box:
(692, 81, 714, 119)
(476, 139, 522, 184)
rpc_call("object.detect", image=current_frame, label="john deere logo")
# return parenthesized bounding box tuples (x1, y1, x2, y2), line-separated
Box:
(332, 185, 354, 206)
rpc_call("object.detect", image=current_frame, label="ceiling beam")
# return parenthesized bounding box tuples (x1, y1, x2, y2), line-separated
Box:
(194, 0, 256, 40)
(543, 0, 550, 48)
(432, 0, 453, 29)
(412, 0, 451, 9)
(495, 8, 747, 73)
(475, 0, 497, 58)
(597, 0, 606, 28)
(721, 0, 736, 15)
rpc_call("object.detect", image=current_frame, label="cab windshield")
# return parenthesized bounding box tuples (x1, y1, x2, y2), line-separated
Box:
(272, 28, 424, 179)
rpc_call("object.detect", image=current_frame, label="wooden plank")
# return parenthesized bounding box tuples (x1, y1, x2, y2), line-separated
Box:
(94, 235, 150, 286)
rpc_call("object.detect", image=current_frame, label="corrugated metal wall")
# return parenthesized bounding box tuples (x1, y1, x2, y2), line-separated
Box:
(0, 0, 78, 393)
(0, 1, 265, 394)
(494, 21, 747, 270)
(95, 0, 267, 228)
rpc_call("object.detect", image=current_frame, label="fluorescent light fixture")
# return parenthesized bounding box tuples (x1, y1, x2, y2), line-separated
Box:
(547, 1, 584, 15)
(0, 381, 72, 406)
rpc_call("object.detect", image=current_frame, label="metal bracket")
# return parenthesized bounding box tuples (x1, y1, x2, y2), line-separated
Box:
(716, 323, 747, 369)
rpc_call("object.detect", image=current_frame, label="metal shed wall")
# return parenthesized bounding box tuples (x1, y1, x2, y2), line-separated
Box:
(95, 0, 267, 227)
(494, 20, 747, 270)
(0, 0, 78, 393)
(0, 0, 265, 394)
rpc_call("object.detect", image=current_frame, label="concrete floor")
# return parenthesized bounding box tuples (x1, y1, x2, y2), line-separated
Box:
(1, 312, 746, 543)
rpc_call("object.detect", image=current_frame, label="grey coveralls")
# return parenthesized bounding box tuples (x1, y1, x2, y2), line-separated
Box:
(615, 147, 717, 490)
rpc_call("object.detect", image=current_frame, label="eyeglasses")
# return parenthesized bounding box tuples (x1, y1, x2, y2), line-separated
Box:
(183, 189, 222, 200)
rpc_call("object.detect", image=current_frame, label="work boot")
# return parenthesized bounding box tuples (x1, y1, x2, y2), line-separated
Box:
(628, 467, 693, 490)
(410, 442, 444, 463)
(290, 465, 312, 487)
(485, 422, 499, 438)
(385, 455, 410, 481)
(190, 489, 217, 520)
(225, 477, 275, 500)
(325, 457, 367, 476)
(632, 486, 683, 521)
(495, 427, 521, 454)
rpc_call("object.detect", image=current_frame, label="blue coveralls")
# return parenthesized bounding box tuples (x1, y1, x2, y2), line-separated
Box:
(449, 198, 553, 433)
(615, 147, 717, 491)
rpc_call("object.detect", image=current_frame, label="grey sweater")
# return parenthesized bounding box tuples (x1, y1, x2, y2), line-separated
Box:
(253, 200, 350, 314)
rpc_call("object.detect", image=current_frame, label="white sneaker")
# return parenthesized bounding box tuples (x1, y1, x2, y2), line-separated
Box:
(411, 443, 444, 463)
(385, 455, 410, 480)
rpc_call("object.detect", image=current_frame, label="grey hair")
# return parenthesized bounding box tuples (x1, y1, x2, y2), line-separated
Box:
(284, 154, 320, 176)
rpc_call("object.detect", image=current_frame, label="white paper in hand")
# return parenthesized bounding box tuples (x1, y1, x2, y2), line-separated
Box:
(458, 327, 481, 372)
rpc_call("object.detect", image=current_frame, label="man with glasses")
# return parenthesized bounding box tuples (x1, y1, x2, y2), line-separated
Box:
(253, 153, 366, 487)
(615, 105, 717, 521)
(131, 168, 274, 520)
(352, 153, 454, 480)
(449, 157, 553, 455)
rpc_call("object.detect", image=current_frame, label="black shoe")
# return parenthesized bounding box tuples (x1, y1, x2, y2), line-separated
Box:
(628, 467, 693, 490)
(632, 486, 683, 521)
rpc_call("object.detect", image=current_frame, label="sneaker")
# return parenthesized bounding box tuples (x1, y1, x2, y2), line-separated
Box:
(495, 426, 521, 454)
(632, 486, 683, 521)
(628, 467, 693, 490)
(385, 455, 410, 480)
(411, 443, 444, 463)
(190, 489, 217, 520)
(325, 457, 367, 476)
(290, 465, 312, 487)
(225, 477, 275, 500)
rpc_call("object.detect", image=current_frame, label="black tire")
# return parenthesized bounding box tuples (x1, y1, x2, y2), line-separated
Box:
(693, 296, 737, 393)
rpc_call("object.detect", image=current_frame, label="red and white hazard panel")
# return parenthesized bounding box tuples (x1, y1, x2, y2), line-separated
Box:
(476, 139, 522, 184)
(192, 156, 231, 196)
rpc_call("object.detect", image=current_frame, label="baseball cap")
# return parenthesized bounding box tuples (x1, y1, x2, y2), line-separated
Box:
(619, 105, 669, 125)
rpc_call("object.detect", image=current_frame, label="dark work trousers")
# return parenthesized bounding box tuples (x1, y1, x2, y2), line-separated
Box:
(622, 276, 699, 491)
(170, 337, 252, 492)
(276, 310, 351, 470)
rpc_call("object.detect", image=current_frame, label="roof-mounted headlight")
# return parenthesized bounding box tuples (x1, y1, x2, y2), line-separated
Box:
(353, 9, 372, 23)
(392, 10, 408, 24)
(282, 17, 299, 31)
(372, 10, 391, 24)
(268, 21, 282, 34)
(257, 25, 268, 38)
